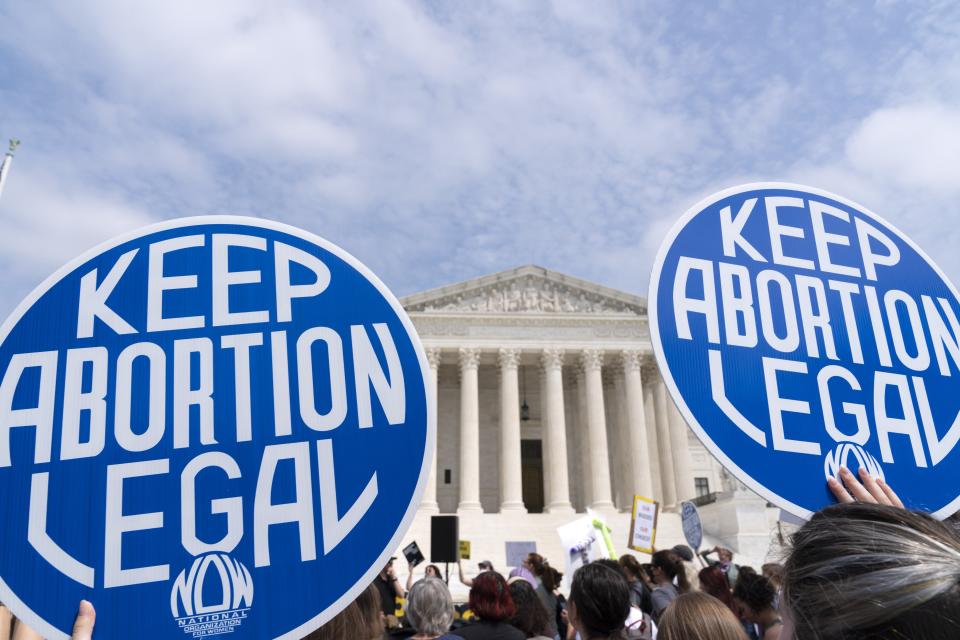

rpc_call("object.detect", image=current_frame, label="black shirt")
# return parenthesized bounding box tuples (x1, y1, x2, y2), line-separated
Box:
(455, 620, 526, 640)
(375, 574, 398, 616)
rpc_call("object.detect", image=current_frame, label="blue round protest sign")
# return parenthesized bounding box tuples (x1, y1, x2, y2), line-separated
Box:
(650, 184, 960, 519)
(0, 217, 433, 638)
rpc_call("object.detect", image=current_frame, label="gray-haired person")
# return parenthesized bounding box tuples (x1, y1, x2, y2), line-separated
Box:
(781, 466, 960, 639)
(406, 577, 465, 640)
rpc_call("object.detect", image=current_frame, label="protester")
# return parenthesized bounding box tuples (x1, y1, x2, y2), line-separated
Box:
(733, 573, 781, 640)
(699, 566, 757, 639)
(507, 580, 553, 640)
(658, 591, 748, 640)
(760, 563, 784, 610)
(779, 465, 960, 639)
(304, 582, 384, 640)
(376, 558, 406, 621)
(405, 577, 464, 640)
(457, 571, 525, 640)
(593, 559, 654, 640)
(459, 559, 495, 588)
(408, 562, 445, 591)
(565, 561, 631, 640)
(618, 554, 653, 615)
(700, 545, 739, 588)
(523, 554, 561, 639)
(649, 550, 689, 623)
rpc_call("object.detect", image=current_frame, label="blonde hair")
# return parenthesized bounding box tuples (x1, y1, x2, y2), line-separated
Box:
(303, 583, 384, 640)
(658, 592, 749, 640)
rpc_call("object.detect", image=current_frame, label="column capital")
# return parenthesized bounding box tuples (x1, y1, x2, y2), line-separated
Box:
(540, 348, 565, 371)
(458, 347, 481, 371)
(621, 349, 643, 374)
(425, 347, 442, 368)
(580, 349, 604, 372)
(497, 348, 521, 370)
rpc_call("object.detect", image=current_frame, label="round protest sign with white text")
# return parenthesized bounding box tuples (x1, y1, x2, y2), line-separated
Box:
(0, 217, 433, 638)
(650, 184, 960, 519)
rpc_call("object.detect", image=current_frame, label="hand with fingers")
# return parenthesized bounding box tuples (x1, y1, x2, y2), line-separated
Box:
(827, 466, 904, 508)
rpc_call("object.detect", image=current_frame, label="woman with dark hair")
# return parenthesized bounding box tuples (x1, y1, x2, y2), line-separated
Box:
(523, 553, 561, 639)
(407, 562, 445, 591)
(507, 580, 552, 640)
(779, 466, 960, 640)
(700, 566, 758, 639)
(457, 571, 524, 640)
(649, 550, 689, 623)
(618, 555, 652, 615)
(566, 562, 631, 640)
(733, 573, 781, 640)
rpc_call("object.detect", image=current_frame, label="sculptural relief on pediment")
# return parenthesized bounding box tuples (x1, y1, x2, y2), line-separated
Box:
(406, 275, 644, 315)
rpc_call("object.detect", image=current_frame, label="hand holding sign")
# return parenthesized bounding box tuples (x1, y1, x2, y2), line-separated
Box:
(828, 465, 904, 508)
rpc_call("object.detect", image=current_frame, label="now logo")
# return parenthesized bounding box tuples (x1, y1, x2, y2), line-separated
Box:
(171, 553, 254, 618)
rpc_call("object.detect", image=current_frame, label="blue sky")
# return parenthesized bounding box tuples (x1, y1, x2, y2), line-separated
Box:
(0, 1, 958, 314)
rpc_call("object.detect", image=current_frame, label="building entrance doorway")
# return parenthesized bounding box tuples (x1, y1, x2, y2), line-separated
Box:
(521, 439, 545, 513)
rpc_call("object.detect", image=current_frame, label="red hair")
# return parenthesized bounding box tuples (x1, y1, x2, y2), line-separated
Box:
(469, 572, 516, 621)
(698, 566, 737, 614)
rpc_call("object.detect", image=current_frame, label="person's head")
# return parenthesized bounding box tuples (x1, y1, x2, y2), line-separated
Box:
(469, 571, 516, 622)
(733, 572, 776, 624)
(651, 550, 690, 593)
(524, 552, 547, 576)
(761, 562, 784, 590)
(541, 565, 562, 592)
(508, 579, 551, 639)
(379, 558, 395, 577)
(405, 578, 455, 637)
(568, 561, 631, 640)
(303, 582, 383, 640)
(658, 592, 749, 640)
(424, 564, 442, 579)
(783, 502, 960, 640)
(698, 566, 735, 612)
(717, 547, 734, 563)
(671, 544, 694, 562)
(618, 554, 642, 581)
(478, 560, 494, 572)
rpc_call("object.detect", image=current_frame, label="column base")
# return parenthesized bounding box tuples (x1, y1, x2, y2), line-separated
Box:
(499, 502, 527, 514)
(589, 500, 616, 511)
(545, 502, 576, 515)
(457, 502, 484, 514)
(418, 501, 440, 514)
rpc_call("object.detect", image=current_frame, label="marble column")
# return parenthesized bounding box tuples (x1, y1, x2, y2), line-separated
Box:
(419, 347, 441, 512)
(668, 395, 697, 503)
(498, 348, 526, 513)
(581, 349, 614, 510)
(642, 369, 663, 501)
(541, 348, 574, 513)
(653, 373, 678, 508)
(575, 364, 592, 511)
(458, 347, 482, 513)
(621, 350, 654, 501)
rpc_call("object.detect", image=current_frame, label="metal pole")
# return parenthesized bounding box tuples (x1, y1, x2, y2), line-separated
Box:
(0, 139, 21, 205)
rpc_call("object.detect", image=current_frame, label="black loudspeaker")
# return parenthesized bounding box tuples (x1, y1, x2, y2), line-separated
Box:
(430, 515, 459, 563)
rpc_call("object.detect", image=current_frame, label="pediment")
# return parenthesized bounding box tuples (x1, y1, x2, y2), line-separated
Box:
(401, 265, 646, 316)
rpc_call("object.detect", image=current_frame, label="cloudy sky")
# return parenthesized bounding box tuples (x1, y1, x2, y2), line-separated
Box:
(0, 1, 958, 314)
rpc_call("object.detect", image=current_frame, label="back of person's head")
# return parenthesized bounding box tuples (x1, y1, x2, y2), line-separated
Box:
(784, 502, 960, 640)
(619, 554, 642, 580)
(303, 582, 383, 640)
(469, 570, 516, 622)
(569, 561, 631, 639)
(541, 565, 562, 592)
(508, 579, 551, 638)
(732, 572, 775, 620)
(658, 591, 749, 640)
(526, 552, 547, 576)
(406, 577, 454, 636)
(651, 550, 690, 593)
(698, 566, 735, 612)
(761, 562, 784, 589)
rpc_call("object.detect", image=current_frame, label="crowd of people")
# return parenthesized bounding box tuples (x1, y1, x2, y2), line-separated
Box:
(20, 465, 960, 639)
(306, 466, 960, 640)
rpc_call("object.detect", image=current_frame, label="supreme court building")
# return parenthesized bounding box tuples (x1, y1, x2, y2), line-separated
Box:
(395, 265, 783, 585)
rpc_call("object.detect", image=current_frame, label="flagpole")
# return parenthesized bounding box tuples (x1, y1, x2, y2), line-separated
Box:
(0, 139, 21, 205)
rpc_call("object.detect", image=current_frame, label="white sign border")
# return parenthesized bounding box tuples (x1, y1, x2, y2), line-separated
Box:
(0, 215, 436, 640)
(649, 182, 960, 522)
